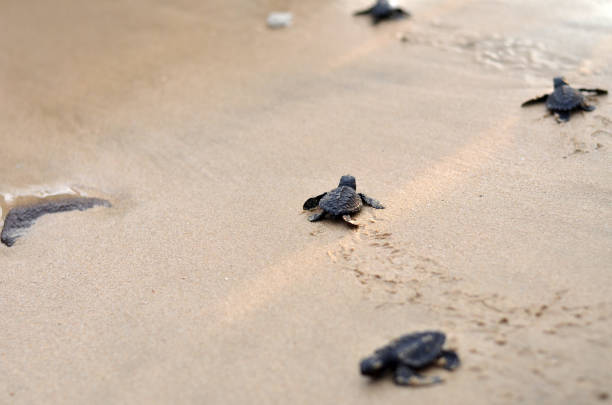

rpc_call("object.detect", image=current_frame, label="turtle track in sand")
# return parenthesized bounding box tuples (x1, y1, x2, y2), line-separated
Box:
(327, 224, 612, 401)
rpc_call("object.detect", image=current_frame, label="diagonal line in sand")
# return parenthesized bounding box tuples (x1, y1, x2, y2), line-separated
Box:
(214, 116, 517, 326)
(209, 27, 612, 327)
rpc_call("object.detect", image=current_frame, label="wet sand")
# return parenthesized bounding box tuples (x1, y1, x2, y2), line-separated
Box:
(1, 0, 612, 403)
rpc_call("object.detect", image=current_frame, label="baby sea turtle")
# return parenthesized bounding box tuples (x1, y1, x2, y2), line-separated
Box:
(303, 175, 384, 226)
(522, 77, 607, 122)
(360, 331, 460, 386)
(354, 0, 410, 24)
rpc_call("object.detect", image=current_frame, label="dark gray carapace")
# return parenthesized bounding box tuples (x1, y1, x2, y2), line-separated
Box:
(354, 0, 410, 24)
(522, 77, 607, 122)
(360, 331, 460, 386)
(303, 175, 384, 226)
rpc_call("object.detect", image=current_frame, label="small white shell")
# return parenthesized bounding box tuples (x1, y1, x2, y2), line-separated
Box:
(267, 12, 292, 29)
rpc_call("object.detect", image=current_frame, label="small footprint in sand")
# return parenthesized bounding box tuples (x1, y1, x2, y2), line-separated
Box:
(563, 115, 612, 155)
(562, 127, 610, 157)
(594, 115, 612, 127)
(328, 228, 459, 305)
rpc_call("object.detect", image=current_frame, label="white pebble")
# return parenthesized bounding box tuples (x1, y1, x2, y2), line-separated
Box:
(267, 12, 292, 29)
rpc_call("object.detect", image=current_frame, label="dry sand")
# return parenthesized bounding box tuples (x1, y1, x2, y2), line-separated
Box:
(1, 0, 611, 403)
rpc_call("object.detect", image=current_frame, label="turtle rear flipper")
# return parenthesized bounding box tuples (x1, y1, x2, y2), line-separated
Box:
(438, 350, 460, 371)
(556, 110, 571, 122)
(309, 212, 326, 222)
(393, 365, 442, 386)
(578, 88, 608, 95)
(303, 193, 327, 210)
(342, 215, 359, 226)
(521, 94, 548, 107)
(359, 193, 384, 209)
(580, 101, 596, 112)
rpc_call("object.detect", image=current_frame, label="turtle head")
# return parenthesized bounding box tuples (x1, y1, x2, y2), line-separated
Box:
(553, 77, 568, 89)
(338, 175, 356, 190)
(360, 355, 387, 377)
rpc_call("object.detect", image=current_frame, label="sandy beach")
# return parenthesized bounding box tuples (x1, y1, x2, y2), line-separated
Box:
(1, 0, 611, 403)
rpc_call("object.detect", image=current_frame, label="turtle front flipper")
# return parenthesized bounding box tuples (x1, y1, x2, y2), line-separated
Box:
(342, 215, 359, 226)
(359, 193, 385, 209)
(556, 110, 571, 122)
(303, 193, 327, 210)
(521, 94, 549, 107)
(309, 212, 326, 222)
(354, 6, 374, 15)
(393, 365, 443, 386)
(438, 350, 461, 371)
(578, 88, 608, 96)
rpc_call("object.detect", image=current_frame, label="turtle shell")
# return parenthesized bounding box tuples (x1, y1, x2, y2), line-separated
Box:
(371, 0, 393, 17)
(319, 186, 362, 216)
(547, 85, 584, 112)
(387, 331, 446, 368)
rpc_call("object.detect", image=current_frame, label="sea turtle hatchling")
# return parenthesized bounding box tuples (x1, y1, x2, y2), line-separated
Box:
(360, 331, 460, 386)
(522, 77, 607, 122)
(354, 0, 410, 24)
(303, 175, 384, 226)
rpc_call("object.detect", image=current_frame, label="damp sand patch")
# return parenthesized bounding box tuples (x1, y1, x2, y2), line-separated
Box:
(397, 23, 582, 75)
(1, 194, 110, 247)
